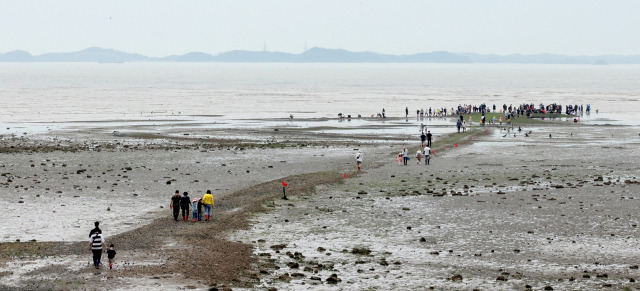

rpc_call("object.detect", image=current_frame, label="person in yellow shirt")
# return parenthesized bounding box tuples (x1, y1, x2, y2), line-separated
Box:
(202, 190, 214, 221)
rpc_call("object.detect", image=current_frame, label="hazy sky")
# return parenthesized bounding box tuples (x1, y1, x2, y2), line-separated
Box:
(1, 0, 638, 56)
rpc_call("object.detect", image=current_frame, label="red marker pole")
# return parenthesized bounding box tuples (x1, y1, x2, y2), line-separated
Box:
(282, 181, 288, 200)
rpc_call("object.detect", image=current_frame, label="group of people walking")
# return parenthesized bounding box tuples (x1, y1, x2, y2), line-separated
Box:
(89, 221, 116, 269)
(87, 190, 215, 270)
(170, 190, 215, 222)
(397, 145, 431, 166)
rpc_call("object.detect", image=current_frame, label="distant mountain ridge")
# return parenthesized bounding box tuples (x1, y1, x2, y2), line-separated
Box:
(1, 47, 639, 64)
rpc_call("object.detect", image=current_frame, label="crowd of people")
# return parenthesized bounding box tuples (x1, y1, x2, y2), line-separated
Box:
(357, 102, 596, 171)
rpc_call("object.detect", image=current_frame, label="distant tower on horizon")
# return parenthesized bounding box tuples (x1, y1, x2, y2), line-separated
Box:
(263, 40, 267, 52)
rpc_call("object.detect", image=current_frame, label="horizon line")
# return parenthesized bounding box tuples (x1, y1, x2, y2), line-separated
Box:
(2, 46, 639, 58)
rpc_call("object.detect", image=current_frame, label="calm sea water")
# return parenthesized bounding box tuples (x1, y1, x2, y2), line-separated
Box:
(1, 63, 639, 124)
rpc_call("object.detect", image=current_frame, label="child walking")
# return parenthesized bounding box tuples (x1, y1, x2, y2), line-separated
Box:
(192, 198, 199, 222)
(107, 244, 116, 270)
(197, 198, 204, 221)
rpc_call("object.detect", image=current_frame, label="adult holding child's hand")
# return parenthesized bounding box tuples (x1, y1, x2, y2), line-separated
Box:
(89, 225, 107, 269)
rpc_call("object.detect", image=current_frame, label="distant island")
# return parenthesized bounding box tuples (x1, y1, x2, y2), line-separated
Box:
(1, 47, 639, 64)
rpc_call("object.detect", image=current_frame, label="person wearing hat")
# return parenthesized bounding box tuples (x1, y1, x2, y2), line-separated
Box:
(180, 192, 191, 222)
(202, 190, 214, 221)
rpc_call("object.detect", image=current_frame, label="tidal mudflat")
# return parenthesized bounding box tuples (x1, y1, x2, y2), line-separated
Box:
(1, 116, 639, 290)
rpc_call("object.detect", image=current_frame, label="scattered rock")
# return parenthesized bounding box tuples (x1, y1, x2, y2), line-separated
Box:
(351, 247, 372, 256)
(270, 244, 287, 251)
(286, 262, 299, 269)
(496, 276, 507, 281)
(450, 274, 463, 282)
(326, 274, 341, 284)
(278, 273, 292, 282)
(357, 190, 368, 195)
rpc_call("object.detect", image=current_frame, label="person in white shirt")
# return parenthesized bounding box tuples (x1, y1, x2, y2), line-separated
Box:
(424, 146, 431, 165)
(355, 151, 363, 170)
(402, 147, 408, 165)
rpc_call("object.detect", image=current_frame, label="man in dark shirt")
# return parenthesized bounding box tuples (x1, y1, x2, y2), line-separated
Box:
(180, 192, 191, 222)
(89, 221, 101, 237)
(426, 131, 433, 147)
(170, 190, 181, 221)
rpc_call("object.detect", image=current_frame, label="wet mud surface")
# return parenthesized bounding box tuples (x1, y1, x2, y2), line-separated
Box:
(1, 119, 639, 290)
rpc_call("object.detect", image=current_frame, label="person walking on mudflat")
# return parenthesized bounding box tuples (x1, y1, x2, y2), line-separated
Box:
(89, 230, 107, 269)
(426, 131, 433, 147)
(180, 192, 191, 222)
(90, 221, 101, 237)
(191, 198, 199, 222)
(170, 190, 181, 221)
(197, 198, 204, 221)
(402, 147, 409, 165)
(420, 132, 426, 148)
(202, 190, 214, 221)
(355, 150, 363, 171)
(424, 146, 431, 165)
